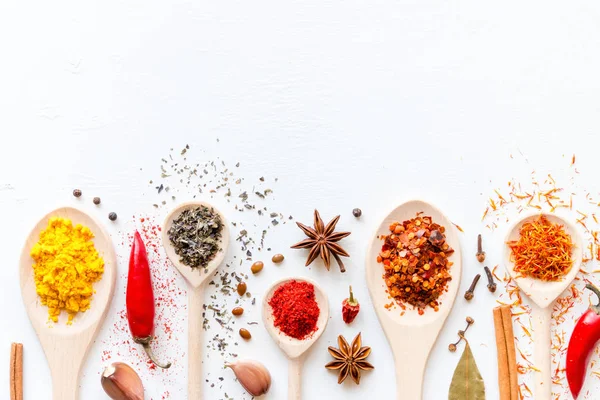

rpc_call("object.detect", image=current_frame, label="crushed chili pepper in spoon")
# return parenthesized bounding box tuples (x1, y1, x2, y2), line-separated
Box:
(126, 231, 171, 369)
(378, 215, 454, 315)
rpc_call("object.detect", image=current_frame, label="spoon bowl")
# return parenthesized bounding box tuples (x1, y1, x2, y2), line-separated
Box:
(20, 207, 116, 400)
(262, 277, 329, 399)
(503, 212, 583, 308)
(162, 201, 230, 288)
(503, 212, 582, 399)
(162, 201, 229, 400)
(366, 200, 462, 400)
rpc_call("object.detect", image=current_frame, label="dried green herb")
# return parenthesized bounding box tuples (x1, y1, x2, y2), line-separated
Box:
(448, 341, 485, 400)
(168, 206, 223, 270)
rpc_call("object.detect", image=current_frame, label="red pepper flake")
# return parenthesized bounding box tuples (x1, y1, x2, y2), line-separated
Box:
(268, 280, 319, 340)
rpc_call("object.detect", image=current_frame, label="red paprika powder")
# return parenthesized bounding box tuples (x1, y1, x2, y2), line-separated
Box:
(268, 280, 319, 339)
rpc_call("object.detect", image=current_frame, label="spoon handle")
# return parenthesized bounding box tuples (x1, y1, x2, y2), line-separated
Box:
(52, 369, 79, 400)
(394, 346, 427, 400)
(188, 285, 205, 399)
(288, 357, 303, 400)
(49, 338, 82, 400)
(532, 304, 553, 400)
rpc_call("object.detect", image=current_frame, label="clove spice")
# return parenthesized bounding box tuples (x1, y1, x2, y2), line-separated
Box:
(464, 274, 481, 301)
(448, 316, 474, 352)
(476, 234, 486, 262)
(484, 266, 497, 293)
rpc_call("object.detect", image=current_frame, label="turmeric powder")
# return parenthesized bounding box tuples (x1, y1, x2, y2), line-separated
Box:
(30, 217, 104, 324)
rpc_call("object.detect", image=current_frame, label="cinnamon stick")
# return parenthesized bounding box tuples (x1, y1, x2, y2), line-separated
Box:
(10, 343, 23, 400)
(493, 307, 511, 400)
(501, 306, 519, 400)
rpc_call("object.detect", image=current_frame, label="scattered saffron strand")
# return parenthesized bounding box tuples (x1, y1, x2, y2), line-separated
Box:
(452, 222, 464, 233)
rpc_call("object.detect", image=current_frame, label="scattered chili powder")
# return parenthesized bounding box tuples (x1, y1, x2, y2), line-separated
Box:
(378, 214, 454, 315)
(268, 280, 319, 339)
(507, 215, 574, 281)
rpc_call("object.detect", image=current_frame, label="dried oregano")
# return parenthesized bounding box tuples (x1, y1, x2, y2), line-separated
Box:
(167, 206, 223, 270)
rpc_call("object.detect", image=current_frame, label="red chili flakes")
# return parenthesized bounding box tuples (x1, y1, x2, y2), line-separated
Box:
(378, 215, 454, 315)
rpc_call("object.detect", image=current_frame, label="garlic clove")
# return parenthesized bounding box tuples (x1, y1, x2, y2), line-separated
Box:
(101, 362, 145, 400)
(226, 359, 271, 396)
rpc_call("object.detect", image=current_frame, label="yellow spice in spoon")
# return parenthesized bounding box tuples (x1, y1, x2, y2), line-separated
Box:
(30, 217, 104, 324)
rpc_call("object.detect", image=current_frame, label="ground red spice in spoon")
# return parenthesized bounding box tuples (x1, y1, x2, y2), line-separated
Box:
(268, 280, 319, 339)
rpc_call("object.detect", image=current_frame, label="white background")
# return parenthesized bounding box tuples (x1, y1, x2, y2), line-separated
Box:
(2, 1, 600, 399)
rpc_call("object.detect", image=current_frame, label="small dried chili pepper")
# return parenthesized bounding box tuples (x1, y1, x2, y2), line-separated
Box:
(566, 284, 600, 398)
(126, 231, 171, 369)
(342, 286, 360, 324)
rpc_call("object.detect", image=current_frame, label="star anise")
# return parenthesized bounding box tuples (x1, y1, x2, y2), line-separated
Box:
(290, 210, 351, 272)
(325, 333, 374, 385)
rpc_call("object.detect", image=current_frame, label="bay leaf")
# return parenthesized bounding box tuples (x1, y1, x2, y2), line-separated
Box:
(448, 341, 486, 400)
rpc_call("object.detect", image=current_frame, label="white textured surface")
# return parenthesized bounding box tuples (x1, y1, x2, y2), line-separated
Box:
(2, 1, 600, 399)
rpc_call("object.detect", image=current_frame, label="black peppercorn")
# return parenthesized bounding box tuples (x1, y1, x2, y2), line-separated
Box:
(73, 189, 82, 198)
(93, 197, 101, 205)
(352, 208, 362, 218)
(108, 212, 117, 221)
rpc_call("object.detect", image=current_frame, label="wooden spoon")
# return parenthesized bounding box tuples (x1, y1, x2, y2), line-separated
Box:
(366, 200, 462, 400)
(503, 212, 582, 399)
(262, 277, 329, 400)
(162, 201, 230, 399)
(19, 207, 117, 400)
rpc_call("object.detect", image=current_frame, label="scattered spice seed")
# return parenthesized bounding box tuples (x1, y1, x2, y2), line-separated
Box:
(239, 328, 251, 340)
(93, 197, 101, 205)
(271, 254, 284, 263)
(464, 274, 481, 301)
(73, 189, 82, 198)
(232, 307, 244, 316)
(352, 208, 362, 218)
(476, 234, 485, 262)
(507, 215, 574, 281)
(237, 282, 247, 296)
(251, 261, 264, 274)
(484, 266, 496, 293)
(448, 317, 474, 351)
(108, 212, 117, 221)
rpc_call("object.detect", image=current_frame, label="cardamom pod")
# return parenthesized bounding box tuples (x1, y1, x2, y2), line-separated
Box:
(101, 362, 144, 400)
(226, 359, 271, 396)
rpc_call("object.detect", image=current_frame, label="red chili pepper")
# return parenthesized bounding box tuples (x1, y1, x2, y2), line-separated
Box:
(566, 283, 600, 398)
(342, 286, 360, 324)
(126, 231, 171, 369)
